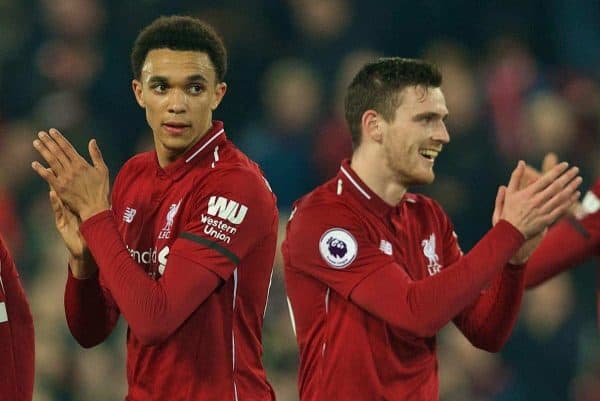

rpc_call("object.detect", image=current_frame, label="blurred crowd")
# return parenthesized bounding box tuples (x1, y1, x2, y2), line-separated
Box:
(1, 0, 600, 400)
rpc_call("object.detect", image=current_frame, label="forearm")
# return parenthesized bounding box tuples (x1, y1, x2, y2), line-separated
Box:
(68, 250, 98, 279)
(525, 216, 598, 288)
(454, 264, 525, 352)
(3, 270, 34, 401)
(80, 211, 220, 345)
(65, 269, 119, 347)
(351, 220, 525, 337)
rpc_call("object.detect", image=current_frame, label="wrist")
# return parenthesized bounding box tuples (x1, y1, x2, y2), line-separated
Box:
(79, 204, 110, 222)
(69, 251, 97, 279)
(508, 256, 528, 266)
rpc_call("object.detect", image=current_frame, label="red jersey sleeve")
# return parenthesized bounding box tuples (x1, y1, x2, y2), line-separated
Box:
(64, 268, 121, 348)
(525, 179, 600, 287)
(284, 202, 526, 338)
(64, 165, 124, 348)
(79, 167, 276, 345)
(176, 167, 277, 280)
(0, 235, 34, 401)
(284, 204, 394, 299)
(432, 206, 526, 352)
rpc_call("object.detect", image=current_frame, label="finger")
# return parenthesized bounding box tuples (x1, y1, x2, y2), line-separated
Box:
(541, 152, 559, 173)
(492, 185, 506, 225)
(88, 139, 107, 170)
(507, 161, 525, 192)
(526, 161, 569, 194)
(33, 135, 66, 174)
(32, 161, 58, 187)
(49, 190, 64, 219)
(521, 164, 541, 188)
(534, 167, 580, 206)
(538, 175, 582, 214)
(48, 128, 87, 164)
(37, 130, 73, 170)
(546, 191, 581, 224)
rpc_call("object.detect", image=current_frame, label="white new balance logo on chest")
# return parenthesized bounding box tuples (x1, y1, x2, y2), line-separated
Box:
(123, 207, 136, 223)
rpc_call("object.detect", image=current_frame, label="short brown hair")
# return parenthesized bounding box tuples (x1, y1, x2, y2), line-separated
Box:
(344, 58, 442, 149)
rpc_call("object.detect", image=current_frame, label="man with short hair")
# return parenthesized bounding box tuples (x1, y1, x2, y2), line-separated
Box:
(283, 58, 581, 400)
(0, 234, 34, 401)
(524, 154, 600, 288)
(523, 154, 600, 322)
(33, 16, 277, 401)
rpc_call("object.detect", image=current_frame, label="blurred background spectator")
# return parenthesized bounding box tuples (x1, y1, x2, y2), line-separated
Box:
(1, 1, 599, 400)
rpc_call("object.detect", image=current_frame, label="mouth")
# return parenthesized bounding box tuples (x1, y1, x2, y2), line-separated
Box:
(418, 148, 441, 162)
(162, 122, 191, 135)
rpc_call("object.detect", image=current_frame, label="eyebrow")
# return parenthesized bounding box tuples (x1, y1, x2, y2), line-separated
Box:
(412, 111, 449, 121)
(147, 74, 209, 85)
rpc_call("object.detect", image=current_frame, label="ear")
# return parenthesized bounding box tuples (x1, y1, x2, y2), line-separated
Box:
(211, 82, 228, 110)
(132, 79, 145, 108)
(361, 109, 383, 144)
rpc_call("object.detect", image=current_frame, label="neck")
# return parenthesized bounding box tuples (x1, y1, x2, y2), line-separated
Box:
(350, 146, 407, 206)
(156, 120, 213, 168)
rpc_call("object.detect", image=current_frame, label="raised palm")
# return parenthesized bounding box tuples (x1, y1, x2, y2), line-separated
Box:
(49, 190, 87, 259)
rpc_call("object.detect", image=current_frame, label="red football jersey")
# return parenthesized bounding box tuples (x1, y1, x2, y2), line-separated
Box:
(526, 178, 600, 287)
(65, 122, 278, 401)
(283, 160, 526, 401)
(0, 234, 34, 401)
(526, 179, 600, 323)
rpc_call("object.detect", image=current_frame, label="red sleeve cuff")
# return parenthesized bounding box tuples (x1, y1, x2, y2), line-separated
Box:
(494, 219, 526, 245)
(80, 209, 114, 232)
(507, 261, 527, 271)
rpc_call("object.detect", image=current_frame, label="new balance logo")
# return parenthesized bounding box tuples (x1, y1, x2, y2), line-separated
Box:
(207, 196, 248, 224)
(379, 239, 393, 255)
(123, 207, 136, 223)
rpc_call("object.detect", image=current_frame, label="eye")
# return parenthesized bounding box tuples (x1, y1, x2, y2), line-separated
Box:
(152, 83, 167, 93)
(188, 84, 205, 94)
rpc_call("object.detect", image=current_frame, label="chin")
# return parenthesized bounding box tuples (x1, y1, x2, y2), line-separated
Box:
(407, 172, 435, 186)
(161, 135, 192, 149)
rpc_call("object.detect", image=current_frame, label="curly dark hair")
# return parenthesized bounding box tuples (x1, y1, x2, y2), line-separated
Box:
(344, 58, 442, 149)
(130, 15, 227, 82)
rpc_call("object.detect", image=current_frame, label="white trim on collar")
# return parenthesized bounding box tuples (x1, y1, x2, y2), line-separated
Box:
(185, 128, 225, 163)
(340, 166, 371, 200)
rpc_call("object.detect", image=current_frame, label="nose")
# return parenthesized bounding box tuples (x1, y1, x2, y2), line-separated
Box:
(168, 89, 187, 114)
(433, 122, 450, 144)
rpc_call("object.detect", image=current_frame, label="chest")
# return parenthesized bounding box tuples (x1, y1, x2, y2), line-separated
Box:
(365, 207, 450, 280)
(113, 176, 197, 275)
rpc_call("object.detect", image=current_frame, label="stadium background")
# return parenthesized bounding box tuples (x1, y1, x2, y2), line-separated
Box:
(1, 0, 599, 400)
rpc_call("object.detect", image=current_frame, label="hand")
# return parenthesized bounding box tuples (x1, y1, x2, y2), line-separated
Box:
(509, 229, 546, 265)
(492, 184, 545, 264)
(49, 189, 98, 279)
(522, 153, 559, 188)
(32, 128, 110, 221)
(523, 153, 581, 216)
(496, 160, 581, 240)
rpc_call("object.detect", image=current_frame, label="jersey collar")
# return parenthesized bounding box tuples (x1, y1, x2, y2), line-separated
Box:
(337, 159, 416, 217)
(156, 120, 227, 180)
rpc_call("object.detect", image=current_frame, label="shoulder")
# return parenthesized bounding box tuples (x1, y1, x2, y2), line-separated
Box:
(406, 193, 451, 222)
(205, 161, 273, 200)
(289, 180, 362, 232)
(187, 162, 277, 225)
(111, 152, 154, 204)
(115, 152, 154, 182)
